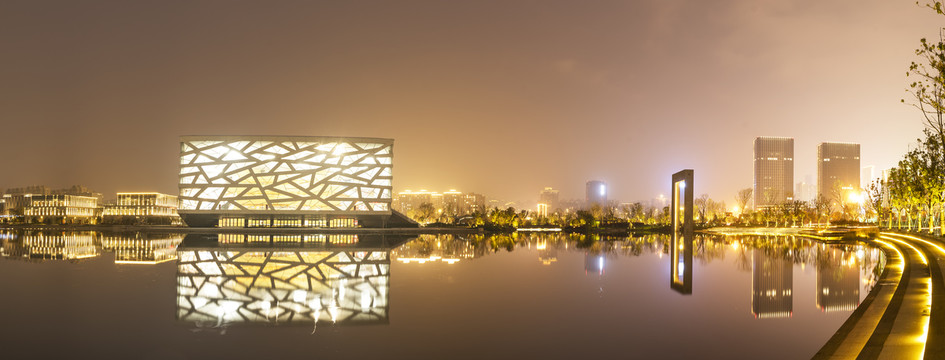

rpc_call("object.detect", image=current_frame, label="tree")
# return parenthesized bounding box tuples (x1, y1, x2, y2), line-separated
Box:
(695, 193, 710, 224)
(786, 200, 808, 227)
(866, 180, 888, 226)
(905, 2, 945, 151)
(887, 130, 945, 230)
(828, 181, 847, 221)
(707, 199, 727, 225)
(813, 195, 831, 224)
(735, 188, 753, 214)
(416, 202, 436, 224)
(574, 210, 595, 228)
(643, 204, 659, 224)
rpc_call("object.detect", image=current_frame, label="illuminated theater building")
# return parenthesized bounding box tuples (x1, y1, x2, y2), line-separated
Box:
(177, 136, 415, 228)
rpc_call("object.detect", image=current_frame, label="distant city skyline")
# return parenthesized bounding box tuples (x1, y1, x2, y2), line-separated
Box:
(1, 1, 940, 206)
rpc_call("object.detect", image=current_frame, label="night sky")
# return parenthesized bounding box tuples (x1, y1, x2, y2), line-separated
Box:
(2, 0, 940, 206)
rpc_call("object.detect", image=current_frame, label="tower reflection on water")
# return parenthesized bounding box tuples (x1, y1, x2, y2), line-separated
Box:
(752, 249, 793, 319)
(816, 246, 861, 313)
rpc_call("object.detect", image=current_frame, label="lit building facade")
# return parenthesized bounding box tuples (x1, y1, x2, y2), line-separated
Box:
(795, 181, 816, 203)
(537, 187, 559, 216)
(441, 190, 486, 215)
(817, 142, 860, 200)
(585, 180, 607, 207)
(20, 194, 99, 224)
(394, 189, 486, 217)
(753, 137, 794, 209)
(103, 192, 181, 225)
(394, 190, 434, 214)
(177, 136, 410, 228)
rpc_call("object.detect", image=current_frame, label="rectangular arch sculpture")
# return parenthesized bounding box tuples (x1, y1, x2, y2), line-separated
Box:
(671, 169, 694, 294)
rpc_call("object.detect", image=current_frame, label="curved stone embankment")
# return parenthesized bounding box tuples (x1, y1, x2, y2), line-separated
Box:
(813, 232, 944, 360)
(703, 226, 879, 241)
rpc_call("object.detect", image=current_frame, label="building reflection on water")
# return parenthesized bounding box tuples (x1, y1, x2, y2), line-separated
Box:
(536, 239, 558, 265)
(391, 234, 484, 264)
(585, 251, 605, 276)
(816, 247, 860, 312)
(0, 230, 885, 328)
(1, 231, 99, 261)
(752, 249, 793, 319)
(101, 233, 183, 264)
(175, 233, 410, 331)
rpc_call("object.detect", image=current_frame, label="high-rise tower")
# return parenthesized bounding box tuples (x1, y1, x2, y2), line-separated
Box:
(817, 142, 860, 201)
(753, 137, 794, 209)
(585, 181, 607, 207)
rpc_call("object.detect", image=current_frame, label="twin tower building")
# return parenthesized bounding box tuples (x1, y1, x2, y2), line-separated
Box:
(753, 137, 861, 209)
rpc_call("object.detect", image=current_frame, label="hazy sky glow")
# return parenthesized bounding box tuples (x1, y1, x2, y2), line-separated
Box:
(1, 0, 941, 206)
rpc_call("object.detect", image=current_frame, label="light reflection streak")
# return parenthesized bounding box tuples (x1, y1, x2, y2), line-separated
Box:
(879, 235, 931, 355)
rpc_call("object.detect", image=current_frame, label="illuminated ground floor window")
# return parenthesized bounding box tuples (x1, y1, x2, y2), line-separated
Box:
(219, 217, 245, 228)
(303, 217, 328, 227)
(272, 235, 301, 244)
(214, 215, 359, 228)
(247, 218, 271, 227)
(330, 218, 358, 228)
(273, 217, 301, 227)
(204, 233, 354, 244)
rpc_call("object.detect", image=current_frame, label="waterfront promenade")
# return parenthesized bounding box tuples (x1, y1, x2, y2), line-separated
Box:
(814, 232, 945, 360)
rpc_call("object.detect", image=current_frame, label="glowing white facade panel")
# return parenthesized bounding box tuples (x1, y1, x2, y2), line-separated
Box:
(178, 136, 393, 216)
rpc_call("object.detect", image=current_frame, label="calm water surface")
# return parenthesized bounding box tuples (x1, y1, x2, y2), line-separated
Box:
(0, 231, 882, 359)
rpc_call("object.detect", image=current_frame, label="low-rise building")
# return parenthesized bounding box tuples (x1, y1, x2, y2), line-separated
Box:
(102, 192, 181, 225)
(21, 194, 99, 224)
(2, 185, 105, 224)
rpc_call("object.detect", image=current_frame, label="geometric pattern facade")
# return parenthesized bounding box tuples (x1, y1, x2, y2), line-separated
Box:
(176, 249, 390, 328)
(179, 136, 393, 214)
